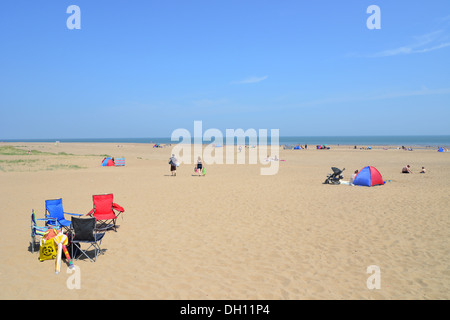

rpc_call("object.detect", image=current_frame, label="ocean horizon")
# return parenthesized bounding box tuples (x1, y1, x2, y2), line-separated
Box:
(1, 135, 450, 147)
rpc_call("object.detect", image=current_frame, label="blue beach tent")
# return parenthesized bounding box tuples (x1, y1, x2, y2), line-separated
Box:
(438, 147, 444, 152)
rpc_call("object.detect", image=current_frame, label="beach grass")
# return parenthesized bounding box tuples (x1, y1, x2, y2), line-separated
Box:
(0, 145, 74, 156)
(0, 160, 86, 172)
(0, 159, 40, 164)
(0, 159, 40, 172)
(46, 164, 85, 170)
(0, 146, 85, 172)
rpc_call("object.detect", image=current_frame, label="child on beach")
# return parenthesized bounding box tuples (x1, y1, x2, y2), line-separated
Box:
(420, 166, 426, 174)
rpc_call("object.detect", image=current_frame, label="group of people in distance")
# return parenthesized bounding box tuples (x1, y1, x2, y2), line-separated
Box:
(168, 154, 427, 178)
(402, 164, 426, 174)
(346, 164, 425, 185)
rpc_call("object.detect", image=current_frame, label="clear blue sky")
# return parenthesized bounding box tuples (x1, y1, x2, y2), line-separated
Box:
(1, 0, 449, 139)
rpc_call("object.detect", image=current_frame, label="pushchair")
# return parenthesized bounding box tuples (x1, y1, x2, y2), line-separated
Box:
(323, 167, 345, 185)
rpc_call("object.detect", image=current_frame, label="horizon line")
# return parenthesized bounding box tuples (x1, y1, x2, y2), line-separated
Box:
(2, 134, 450, 141)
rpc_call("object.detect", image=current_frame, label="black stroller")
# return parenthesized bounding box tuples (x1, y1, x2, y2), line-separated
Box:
(323, 167, 345, 185)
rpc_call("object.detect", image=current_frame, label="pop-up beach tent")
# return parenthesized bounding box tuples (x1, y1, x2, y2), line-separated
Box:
(438, 147, 444, 152)
(352, 166, 384, 187)
(101, 157, 115, 166)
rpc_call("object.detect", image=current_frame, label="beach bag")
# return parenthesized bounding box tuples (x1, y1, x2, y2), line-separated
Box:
(202, 167, 206, 175)
(39, 229, 59, 261)
(39, 238, 58, 261)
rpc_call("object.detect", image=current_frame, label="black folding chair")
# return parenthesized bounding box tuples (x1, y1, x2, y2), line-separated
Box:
(70, 217, 105, 262)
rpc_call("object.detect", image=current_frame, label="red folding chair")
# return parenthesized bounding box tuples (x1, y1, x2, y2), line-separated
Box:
(87, 194, 124, 231)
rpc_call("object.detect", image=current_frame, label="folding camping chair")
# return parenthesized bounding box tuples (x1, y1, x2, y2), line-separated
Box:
(70, 217, 105, 262)
(30, 209, 59, 253)
(87, 194, 124, 231)
(45, 198, 82, 231)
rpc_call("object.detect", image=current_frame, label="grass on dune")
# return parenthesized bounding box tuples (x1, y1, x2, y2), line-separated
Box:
(0, 145, 74, 156)
(0, 146, 85, 171)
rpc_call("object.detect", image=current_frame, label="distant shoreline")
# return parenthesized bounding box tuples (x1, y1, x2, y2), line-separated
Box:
(1, 135, 449, 148)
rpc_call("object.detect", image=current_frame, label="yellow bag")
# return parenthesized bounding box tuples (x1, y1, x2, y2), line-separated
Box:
(39, 238, 58, 261)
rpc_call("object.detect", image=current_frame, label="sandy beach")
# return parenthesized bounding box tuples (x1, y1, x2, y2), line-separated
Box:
(0, 142, 449, 300)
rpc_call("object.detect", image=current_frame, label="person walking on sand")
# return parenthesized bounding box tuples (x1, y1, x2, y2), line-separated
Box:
(169, 154, 178, 176)
(195, 156, 203, 176)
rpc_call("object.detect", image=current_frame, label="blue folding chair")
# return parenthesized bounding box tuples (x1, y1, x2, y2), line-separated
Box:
(45, 198, 82, 231)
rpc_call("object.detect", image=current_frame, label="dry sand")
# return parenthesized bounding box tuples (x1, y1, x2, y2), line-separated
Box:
(0, 142, 449, 300)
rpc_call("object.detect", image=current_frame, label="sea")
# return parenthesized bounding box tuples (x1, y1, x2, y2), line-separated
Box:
(2, 136, 450, 147)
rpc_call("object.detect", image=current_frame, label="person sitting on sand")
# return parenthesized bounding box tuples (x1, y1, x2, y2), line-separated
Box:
(402, 165, 412, 174)
(349, 169, 359, 185)
(420, 166, 426, 174)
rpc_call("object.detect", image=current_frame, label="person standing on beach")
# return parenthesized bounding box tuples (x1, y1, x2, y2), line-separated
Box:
(195, 156, 203, 176)
(169, 154, 178, 176)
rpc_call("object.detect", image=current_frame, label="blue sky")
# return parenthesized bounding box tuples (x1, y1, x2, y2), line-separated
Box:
(1, 0, 450, 139)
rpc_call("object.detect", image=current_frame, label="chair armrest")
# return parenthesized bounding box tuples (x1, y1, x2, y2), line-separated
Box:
(33, 225, 48, 231)
(41, 217, 60, 226)
(87, 208, 95, 216)
(64, 212, 83, 216)
(41, 217, 59, 225)
(37, 217, 57, 222)
(112, 203, 124, 212)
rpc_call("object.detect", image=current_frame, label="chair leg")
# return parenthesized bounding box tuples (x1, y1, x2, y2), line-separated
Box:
(92, 242, 103, 262)
(72, 242, 102, 262)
